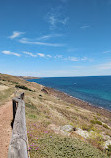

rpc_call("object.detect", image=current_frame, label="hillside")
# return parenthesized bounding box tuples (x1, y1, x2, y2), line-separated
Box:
(0, 73, 111, 157)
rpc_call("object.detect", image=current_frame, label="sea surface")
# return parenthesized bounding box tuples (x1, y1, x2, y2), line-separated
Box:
(27, 76, 111, 111)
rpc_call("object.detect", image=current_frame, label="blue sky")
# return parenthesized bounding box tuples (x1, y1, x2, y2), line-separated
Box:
(0, 0, 111, 77)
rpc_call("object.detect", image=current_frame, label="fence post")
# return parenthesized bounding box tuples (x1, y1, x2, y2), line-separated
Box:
(8, 93, 28, 158)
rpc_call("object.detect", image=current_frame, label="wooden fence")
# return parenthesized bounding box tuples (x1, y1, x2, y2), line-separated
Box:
(8, 93, 29, 158)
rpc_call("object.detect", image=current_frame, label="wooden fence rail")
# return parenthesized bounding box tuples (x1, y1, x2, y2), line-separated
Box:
(8, 93, 29, 158)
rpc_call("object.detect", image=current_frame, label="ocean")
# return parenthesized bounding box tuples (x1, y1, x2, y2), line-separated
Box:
(27, 76, 111, 111)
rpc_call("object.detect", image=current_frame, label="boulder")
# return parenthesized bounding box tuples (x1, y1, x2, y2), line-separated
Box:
(60, 125, 75, 132)
(41, 88, 48, 94)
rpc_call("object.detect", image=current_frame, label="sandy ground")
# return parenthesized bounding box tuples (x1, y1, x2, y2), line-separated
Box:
(0, 101, 12, 158)
(0, 85, 9, 91)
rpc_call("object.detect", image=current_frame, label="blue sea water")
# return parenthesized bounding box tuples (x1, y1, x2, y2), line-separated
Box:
(27, 76, 111, 111)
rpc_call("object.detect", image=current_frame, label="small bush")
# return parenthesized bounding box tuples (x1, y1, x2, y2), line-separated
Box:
(90, 120, 96, 124)
(15, 85, 32, 91)
(103, 124, 109, 129)
(29, 114, 37, 119)
(82, 124, 93, 131)
(90, 120, 102, 125)
(96, 120, 102, 125)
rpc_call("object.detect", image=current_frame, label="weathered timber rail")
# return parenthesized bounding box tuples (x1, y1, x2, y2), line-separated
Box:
(8, 93, 29, 158)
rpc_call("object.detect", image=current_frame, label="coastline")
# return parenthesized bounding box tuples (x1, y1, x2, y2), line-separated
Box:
(43, 86, 111, 120)
(18, 76, 40, 80)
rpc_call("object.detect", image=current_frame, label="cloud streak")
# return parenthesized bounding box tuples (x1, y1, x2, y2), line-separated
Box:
(37, 53, 45, 57)
(103, 50, 111, 54)
(23, 51, 37, 57)
(37, 34, 63, 41)
(23, 51, 52, 58)
(9, 31, 25, 39)
(19, 38, 64, 47)
(67, 56, 79, 61)
(64, 56, 89, 62)
(1, 50, 21, 57)
(80, 25, 90, 29)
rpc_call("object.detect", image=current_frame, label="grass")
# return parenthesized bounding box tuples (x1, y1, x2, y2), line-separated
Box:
(28, 114, 37, 119)
(0, 87, 14, 105)
(26, 103, 37, 109)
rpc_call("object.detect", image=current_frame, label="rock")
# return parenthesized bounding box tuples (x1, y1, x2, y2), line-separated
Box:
(41, 88, 48, 94)
(48, 124, 75, 136)
(60, 125, 75, 132)
(75, 128, 89, 139)
(104, 139, 111, 149)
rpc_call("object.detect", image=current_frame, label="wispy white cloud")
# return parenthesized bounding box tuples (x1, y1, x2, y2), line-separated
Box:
(23, 51, 52, 58)
(38, 34, 63, 41)
(19, 38, 64, 47)
(37, 53, 45, 57)
(47, 55, 52, 58)
(9, 31, 25, 39)
(23, 51, 37, 57)
(48, 15, 69, 30)
(64, 56, 90, 62)
(63, 56, 79, 62)
(67, 56, 79, 61)
(103, 50, 111, 54)
(81, 57, 88, 61)
(1, 50, 21, 57)
(47, 7, 69, 30)
(54, 55, 63, 59)
(80, 25, 90, 29)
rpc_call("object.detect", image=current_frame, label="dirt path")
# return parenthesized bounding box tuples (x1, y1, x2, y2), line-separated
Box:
(0, 101, 12, 158)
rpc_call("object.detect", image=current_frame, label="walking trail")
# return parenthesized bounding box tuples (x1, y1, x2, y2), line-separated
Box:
(0, 101, 12, 158)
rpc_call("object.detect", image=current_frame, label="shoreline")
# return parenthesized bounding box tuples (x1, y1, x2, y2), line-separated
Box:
(43, 86, 111, 120)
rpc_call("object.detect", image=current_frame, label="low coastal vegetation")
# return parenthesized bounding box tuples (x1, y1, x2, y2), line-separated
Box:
(15, 84, 33, 91)
(0, 73, 111, 157)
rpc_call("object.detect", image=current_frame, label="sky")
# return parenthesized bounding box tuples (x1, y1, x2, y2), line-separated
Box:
(0, 0, 111, 77)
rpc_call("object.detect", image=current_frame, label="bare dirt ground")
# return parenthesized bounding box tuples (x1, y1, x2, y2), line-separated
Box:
(0, 101, 12, 158)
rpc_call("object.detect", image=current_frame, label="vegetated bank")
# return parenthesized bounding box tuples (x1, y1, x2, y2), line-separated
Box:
(0, 73, 111, 157)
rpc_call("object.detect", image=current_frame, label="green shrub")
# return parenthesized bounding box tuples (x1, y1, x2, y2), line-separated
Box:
(90, 120, 95, 124)
(82, 124, 93, 131)
(29, 135, 109, 158)
(96, 120, 102, 125)
(15, 84, 32, 91)
(90, 120, 102, 125)
(29, 114, 37, 119)
(103, 124, 109, 129)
